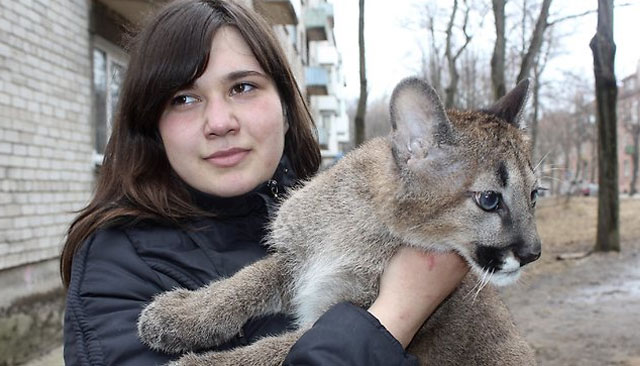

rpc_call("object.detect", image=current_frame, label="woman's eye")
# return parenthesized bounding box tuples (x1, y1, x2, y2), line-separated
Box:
(531, 189, 539, 208)
(230, 83, 255, 95)
(171, 95, 200, 106)
(474, 191, 501, 212)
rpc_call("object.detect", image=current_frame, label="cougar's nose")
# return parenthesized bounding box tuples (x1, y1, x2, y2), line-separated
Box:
(514, 240, 541, 267)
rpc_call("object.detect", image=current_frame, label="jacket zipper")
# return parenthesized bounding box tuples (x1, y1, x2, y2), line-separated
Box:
(267, 179, 279, 199)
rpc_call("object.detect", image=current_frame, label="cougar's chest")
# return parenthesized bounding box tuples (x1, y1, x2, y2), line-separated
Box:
(289, 250, 383, 326)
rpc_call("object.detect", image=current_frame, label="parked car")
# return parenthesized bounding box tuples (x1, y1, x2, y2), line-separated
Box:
(580, 182, 599, 196)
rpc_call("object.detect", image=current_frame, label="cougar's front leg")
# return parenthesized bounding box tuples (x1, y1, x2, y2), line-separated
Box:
(168, 329, 306, 366)
(138, 255, 288, 353)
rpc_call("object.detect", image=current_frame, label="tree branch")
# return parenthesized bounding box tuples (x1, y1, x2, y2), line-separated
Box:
(517, 0, 552, 82)
(453, 0, 473, 61)
(547, 2, 634, 27)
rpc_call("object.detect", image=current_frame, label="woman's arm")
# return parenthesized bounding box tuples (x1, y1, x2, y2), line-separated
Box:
(368, 248, 469, 348)
(64, 229, 178, 366)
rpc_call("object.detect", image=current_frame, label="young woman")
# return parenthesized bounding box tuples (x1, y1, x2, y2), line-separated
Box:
(60, 1, 468, 365)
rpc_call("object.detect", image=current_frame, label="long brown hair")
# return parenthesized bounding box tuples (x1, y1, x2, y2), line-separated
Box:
(61, 0, 321, 287)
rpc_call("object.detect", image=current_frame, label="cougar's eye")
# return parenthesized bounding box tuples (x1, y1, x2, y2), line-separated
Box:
(531, 189, 539, 208)
(473, 191, 501, 212)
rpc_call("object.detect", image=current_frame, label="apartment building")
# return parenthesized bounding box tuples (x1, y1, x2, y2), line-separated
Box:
(303, 0, 350, 166)
(618, 66, 640, 195)
(0, 0, 349, 363)
(542, 61, 640, 196)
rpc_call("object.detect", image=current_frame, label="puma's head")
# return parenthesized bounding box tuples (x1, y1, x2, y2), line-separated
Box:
(387, 77, 541, 286)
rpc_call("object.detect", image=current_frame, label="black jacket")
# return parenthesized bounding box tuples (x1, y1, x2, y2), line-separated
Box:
(63, 159, 417, 366)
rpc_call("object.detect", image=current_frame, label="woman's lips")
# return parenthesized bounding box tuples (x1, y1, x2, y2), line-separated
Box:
(205, 148, 250, 167)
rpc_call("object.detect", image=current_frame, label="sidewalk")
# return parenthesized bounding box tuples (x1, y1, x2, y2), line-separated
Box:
(21, 346, 63, 366)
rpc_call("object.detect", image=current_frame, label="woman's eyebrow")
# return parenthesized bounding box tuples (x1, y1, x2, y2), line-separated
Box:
(225, 70, 268, 82)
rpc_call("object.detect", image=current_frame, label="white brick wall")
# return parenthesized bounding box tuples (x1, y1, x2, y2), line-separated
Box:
(0, 0, 94, 270)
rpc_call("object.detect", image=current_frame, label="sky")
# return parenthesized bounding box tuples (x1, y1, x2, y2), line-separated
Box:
(328, 0, 640, 101)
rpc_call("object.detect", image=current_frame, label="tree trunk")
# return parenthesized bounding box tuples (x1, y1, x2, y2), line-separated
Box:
(575, 142, 583, 182)
(490, 0, 506, 100)
(517, 0, 552, 82)
(530, 61, 542, 161)
(444, 0, 472, 109)
(563, 145, 573, 201)
(354, 0, 367, 146)
(590, 0, 619, 252)
(426, 15, 443, 97)
(590, 130, 598, 182)
(529, 26, 552, 162)
(630, 126, 639, 196)
(444, 0, 460, 108)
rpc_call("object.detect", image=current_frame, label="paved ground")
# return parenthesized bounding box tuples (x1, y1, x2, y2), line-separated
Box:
(500, 245, 640, 366)
(21, 346, 62, 366)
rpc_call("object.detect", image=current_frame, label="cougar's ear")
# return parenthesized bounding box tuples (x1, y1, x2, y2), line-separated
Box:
(390, 77, 454, 165)
(484, 78, 532, 129)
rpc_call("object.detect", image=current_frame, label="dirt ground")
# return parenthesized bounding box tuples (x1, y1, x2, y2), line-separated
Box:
(499, 196, 640, 366)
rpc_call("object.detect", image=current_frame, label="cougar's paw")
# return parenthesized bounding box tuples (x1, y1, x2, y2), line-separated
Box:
(166, 338, 292, 366)
(166, 352, 234, 366)
(138, 288, 210, 353)
(165, 353, 198, 366)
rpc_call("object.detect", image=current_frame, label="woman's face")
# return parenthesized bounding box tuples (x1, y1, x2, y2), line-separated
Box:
(159, 26, 287, 197)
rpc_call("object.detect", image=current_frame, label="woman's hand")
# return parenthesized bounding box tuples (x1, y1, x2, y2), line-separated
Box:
(368, 247, 469, 348)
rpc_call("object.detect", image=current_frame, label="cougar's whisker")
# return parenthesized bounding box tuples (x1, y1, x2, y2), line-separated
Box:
(471, 268, 491, 304)
(464, 271, 485, 301)
(533, 150, 552, 173)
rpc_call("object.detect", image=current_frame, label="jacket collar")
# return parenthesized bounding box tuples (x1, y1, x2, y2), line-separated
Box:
(187, 155, 298, 218)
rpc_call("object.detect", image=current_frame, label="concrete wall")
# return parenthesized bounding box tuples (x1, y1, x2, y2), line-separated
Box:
(0, 262, 64, 365)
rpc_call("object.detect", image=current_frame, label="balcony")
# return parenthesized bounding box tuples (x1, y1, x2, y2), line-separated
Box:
(312, 95, 338, 113)
(317, 126, 329, 147)
(98, 0, 172, 24)
(305, 3, 333, 41)
(305, 66, 329, 95)
(253, 0, 301, 25)
(316, 43, 338, 66)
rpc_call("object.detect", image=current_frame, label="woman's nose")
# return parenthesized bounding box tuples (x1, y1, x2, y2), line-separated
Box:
(203, 99, 240, 137)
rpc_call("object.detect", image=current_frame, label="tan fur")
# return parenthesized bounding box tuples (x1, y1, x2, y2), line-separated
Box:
(138, 78, 539, 366)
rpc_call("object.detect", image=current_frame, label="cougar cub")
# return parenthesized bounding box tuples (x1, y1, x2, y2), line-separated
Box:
(139, 78, 541, 365)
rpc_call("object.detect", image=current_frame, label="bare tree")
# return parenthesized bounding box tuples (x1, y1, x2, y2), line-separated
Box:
(498, 0, 554, 160)
(414, 1, 482, 107)
(526, 1, 635, 162)
(354, 0, 367, 146)
(490, 0, 506, 100)
(571, 92, 596, 183)
(422, 10, 445, 97)
(590, 0, 619, 252)
(536, 110, 573, 194)
(516, 0, 552, 82)
(459, 50, 493, 110)
(444, 0, 472, 108)
(364, 95, 391, 140)
(529, 28, 555, 161)
(491, 0, 553, 101)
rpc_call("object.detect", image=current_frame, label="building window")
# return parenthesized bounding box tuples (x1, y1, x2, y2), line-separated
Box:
(624, 160, 631, 178)
(92, 37, 127, 164)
